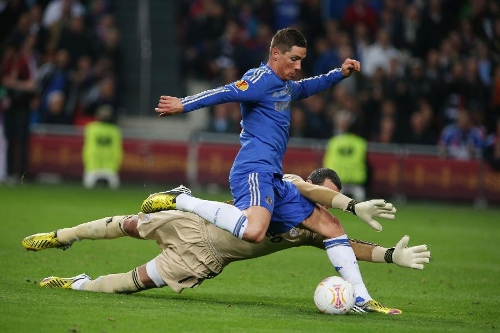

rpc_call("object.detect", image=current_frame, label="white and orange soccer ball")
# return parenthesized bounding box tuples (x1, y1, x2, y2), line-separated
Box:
(313, 276, 356, 315)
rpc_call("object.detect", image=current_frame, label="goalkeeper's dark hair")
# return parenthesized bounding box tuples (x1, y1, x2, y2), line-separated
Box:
(270, 28, 307, 54)
(306, 168, 342, 190)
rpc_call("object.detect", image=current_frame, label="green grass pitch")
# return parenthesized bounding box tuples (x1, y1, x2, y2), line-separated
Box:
(1, 182, 499, 333)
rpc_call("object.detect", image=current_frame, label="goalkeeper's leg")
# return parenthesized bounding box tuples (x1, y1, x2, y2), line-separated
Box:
(41, 260, 165, 293)
(22, 215, 142, 251)
(57, 215, 133, 243)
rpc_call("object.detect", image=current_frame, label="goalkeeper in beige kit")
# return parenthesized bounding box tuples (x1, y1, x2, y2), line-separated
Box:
(22, 168, 430, 314)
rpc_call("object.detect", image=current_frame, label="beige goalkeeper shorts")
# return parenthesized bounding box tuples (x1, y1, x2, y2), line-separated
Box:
(136, 211, 224, 293)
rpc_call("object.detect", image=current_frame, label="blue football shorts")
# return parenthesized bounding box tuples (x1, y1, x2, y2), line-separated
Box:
(229, 172, 316, 234)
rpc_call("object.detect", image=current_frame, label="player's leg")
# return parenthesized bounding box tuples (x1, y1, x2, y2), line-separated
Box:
(301, 206, 401, 314)
(226, 172, 276, 242)
(141, 173, 277, 243)
(142, 185, 250, 239)
(22, 215, 135, 251)
(300, 206, 371, 301)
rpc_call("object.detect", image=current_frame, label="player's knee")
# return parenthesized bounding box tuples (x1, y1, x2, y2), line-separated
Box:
(243, 226, 267, 243)
(122, 215, 141, 238)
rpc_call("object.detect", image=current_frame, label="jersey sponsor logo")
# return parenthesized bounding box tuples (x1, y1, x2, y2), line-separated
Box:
(274, 101, 290, 111)
(234, 80, 249, 91)
(272, 87, 289, 97)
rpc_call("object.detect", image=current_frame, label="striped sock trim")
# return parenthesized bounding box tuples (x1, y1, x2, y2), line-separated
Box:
(323, 237, 351, 250)
(131, 268, 145, 291)
(232, 215, 247, 239)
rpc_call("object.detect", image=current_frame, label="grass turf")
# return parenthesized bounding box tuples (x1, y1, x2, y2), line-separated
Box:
(1, 182, 499, 333)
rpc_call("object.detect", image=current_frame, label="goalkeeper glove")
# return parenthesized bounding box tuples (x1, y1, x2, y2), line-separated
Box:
(386, 235, 431, 269)
(331, 194, 396, 231)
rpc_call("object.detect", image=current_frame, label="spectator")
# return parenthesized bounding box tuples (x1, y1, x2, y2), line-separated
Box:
(342, 0, 378, 37)
(42, 0, 85, 28)
(43, 89, 67, 124)
(471, 0, 500, 55)
(206, 102, 240, 134)
(82, 104, 122, 190)
(401, 110, 438, 146)
(28, 4, 49, 57)
(36, 48, 72, 124)
(99, 27, 121, 77)
(406, 59, 435, 112)
(351, 22, 372, 66)
(290, 105, 306, 138)
(362, 28, 403, 78)
(372, 115, 396, 144)
(0, 87, 7, 184)
(438, 107, 486, 160)
(272, 0, 301, 31)
(1, 39, 36, 183)
(391, 3, 421, 53)
(299, 0, 325, 48)
(82, 75, 116, 120)
(244, 22, 273, 70)
(414, 0, 454, 59)
(491, 64, 500, 122)
(301, 94, 332, 139)
(70, 55, 97, 115)
(483, 118, 500, 171)
(7, 11, 32, 46)
(0, 0, 27, 45)
(58, 15, 96, 68)
(312, 37, 339, 76)
(476, 42, 493, 88)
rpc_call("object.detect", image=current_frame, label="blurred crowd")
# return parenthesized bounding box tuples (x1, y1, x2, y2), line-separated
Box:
(1, 0, 500, 184)
(1, 0, 121, 126)
(0, 0, 121, 181)
(178, 0, 500, 163)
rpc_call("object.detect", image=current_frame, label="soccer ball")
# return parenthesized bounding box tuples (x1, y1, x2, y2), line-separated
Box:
(313, 276, 356, 315)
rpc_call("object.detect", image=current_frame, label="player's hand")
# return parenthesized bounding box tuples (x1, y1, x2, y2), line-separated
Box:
(155, 95, 184, 117)
(392, 235, 430, 269)
(341, 58, 361, 77)
(352, 199, 396, 232)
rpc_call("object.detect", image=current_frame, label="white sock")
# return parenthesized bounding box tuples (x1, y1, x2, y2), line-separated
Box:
(176, 194, 247, 239)
(323, 234, 372, 305)
(71, 274, 92, 291)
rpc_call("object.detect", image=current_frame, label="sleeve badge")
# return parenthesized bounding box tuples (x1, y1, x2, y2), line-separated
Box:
(234, 80, 249, 91)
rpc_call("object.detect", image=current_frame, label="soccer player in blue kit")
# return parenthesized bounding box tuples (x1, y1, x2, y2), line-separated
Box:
(152, 28, 398, 312)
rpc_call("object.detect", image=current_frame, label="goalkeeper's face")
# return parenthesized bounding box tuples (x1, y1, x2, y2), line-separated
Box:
(307, 178, 339, 192)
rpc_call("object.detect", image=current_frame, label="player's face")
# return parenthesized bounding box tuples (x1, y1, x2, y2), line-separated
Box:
(274, 46, 306, 81)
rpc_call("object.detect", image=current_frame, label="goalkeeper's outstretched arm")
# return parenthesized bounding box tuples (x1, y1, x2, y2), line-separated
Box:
(350, 236, 430, 269)
(283, 174, 396, 232)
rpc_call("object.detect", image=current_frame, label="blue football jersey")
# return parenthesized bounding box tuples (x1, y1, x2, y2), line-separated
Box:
(181, 63, 345, 177)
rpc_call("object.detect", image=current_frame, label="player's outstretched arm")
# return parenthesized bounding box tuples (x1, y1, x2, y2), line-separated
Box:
(286, 174, 395, 231)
